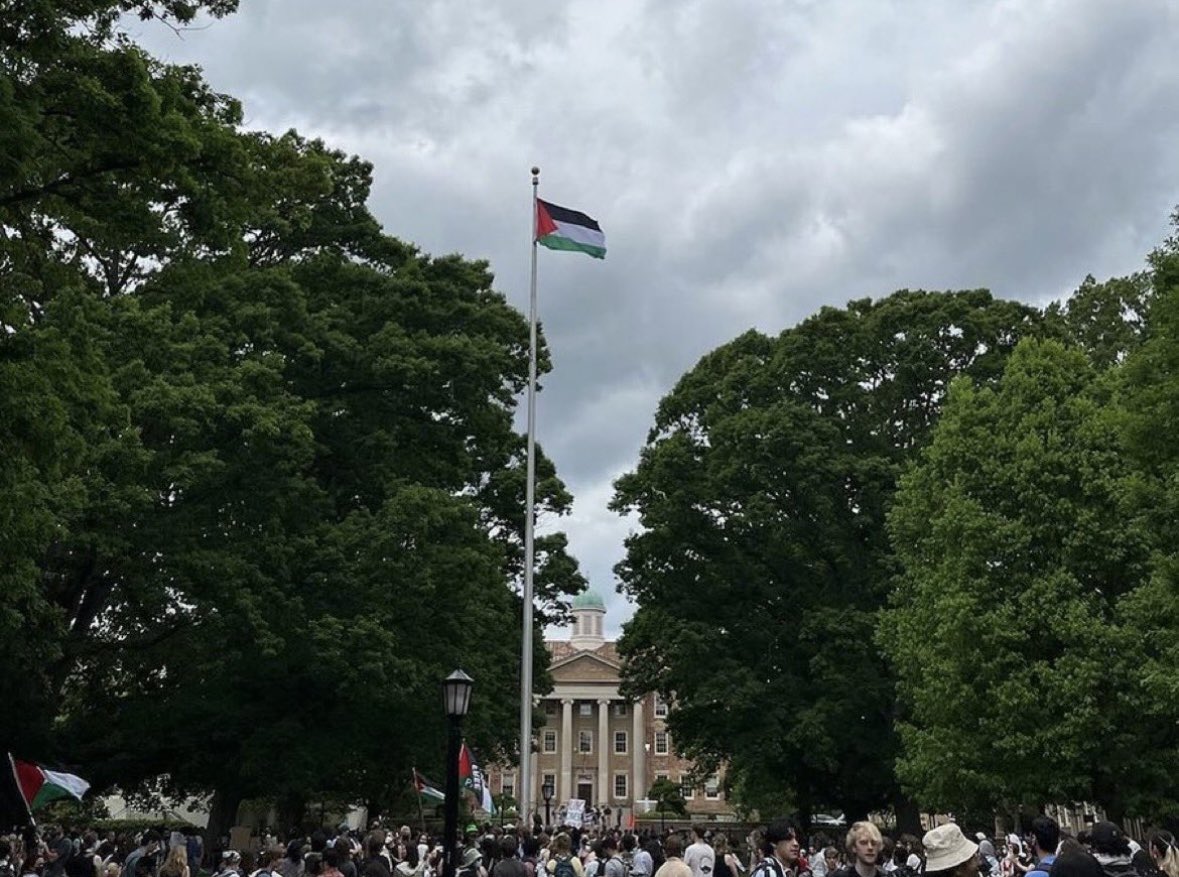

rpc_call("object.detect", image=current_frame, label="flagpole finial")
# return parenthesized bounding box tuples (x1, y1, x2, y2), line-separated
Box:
(531, 166, 540, 184)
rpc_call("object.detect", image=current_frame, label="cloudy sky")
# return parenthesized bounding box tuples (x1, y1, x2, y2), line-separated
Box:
(130, 0, 1179, 637)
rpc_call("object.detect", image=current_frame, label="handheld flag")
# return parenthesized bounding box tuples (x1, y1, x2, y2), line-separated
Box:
(536, 199, 606, 259)
(8, 755, 89, 813)
(412, 768, 445, 804)
(458, 743, 494, 814)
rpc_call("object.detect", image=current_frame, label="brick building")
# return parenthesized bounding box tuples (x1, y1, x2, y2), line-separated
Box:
(488, 589, 734, 825)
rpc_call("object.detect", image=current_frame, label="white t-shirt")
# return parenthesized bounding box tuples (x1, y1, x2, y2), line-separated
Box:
(685, 844, 715, 877)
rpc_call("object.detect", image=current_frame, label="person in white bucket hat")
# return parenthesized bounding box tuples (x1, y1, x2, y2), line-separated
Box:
(922, 825, 979, 877)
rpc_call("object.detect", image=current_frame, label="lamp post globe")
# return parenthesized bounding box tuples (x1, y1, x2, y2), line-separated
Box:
(541, 781, 554, 830)
(443, 669, 474, 716)
(442, 669, 473, 877)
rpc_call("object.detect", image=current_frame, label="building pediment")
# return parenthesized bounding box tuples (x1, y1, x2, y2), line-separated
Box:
(550, 650, 621, 684)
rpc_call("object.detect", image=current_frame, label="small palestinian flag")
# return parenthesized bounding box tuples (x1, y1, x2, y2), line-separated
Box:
(412, 769, 445, 804)
(536, 199, 606, 259)
(8, 755, 89, 812)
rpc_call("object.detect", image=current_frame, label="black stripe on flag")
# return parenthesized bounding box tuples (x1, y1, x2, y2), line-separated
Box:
(539, 199, 601, 231)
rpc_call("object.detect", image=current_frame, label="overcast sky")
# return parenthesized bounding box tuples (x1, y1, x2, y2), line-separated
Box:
(130, 0, 1179, 638)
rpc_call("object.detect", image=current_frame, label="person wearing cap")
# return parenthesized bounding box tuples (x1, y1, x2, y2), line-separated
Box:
(751, 821, 810, 877)
(216, 851, 242, 877)
(921, 824, 978, 877)
(1088, 822, 1149, 877)
(832, 823, 883, 877)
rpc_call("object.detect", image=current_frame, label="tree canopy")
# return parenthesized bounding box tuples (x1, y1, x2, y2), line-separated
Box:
(1, 0, 583, 834)
(612, 290, 1045, 824)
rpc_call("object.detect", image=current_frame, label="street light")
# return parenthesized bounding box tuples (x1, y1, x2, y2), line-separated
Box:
(442, 670, 473, 877)
(542, 780, 554, 830)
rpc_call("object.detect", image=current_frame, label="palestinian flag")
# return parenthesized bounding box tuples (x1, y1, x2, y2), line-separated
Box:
(457, 743, 494, 814)
(536, 199, 606, 260)
(7, 755, 89, 812)
(413, 769, 445, 805)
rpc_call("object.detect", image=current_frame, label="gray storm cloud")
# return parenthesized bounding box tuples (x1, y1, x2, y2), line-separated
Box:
(130, 0, 1179, 636)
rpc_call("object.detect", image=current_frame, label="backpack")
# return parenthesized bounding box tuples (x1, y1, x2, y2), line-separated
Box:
(553, 857, 577, 877)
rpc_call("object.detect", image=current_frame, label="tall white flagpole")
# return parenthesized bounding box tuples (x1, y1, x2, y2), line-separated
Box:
(518, 166, 541, 825)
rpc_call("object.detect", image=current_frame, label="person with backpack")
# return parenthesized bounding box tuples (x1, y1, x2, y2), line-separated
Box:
(600, 837, 626, 877)
(548, 836, 584, 877)
(1024, 817, 1059, 877)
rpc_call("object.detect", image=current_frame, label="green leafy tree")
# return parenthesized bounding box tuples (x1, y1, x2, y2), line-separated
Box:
(647, 777, 687, 817)
(613, 289, 1045, 825)
(1, 2, 585, 838)
(1044, 273, 1153, 369)
(881, 339, 1165, 817)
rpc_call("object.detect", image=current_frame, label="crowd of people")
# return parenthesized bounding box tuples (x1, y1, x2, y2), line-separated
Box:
(2, 814, 1177, 877)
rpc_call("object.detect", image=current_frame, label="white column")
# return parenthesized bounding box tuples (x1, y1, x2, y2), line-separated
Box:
(560, 698, 574, 802)
(632, 698, 645, 802)
(598, 698, 611, 806)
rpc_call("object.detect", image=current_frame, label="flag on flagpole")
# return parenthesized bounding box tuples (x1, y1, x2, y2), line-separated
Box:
(458, 743, 494, 814)
(536, 199, 606, 259)
(7, 755, 89, 812)
(412, 768, 445, 805)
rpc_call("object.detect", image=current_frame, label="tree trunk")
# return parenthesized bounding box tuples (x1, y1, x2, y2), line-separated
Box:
(206, 786, 243, 860)
(276, 794, 307, 834)
(893, 791, 922, 836)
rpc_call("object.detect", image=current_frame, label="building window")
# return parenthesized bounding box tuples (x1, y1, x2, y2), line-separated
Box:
(680, 777, 695, 800)
(705, 775, 720, 800)
(543, 730, 557, 753)
(503, 776, 515, 799)
(614, 731, 628, 754)
(579, 702, 593, 717)
(614, 702, 628, 717)
(654, 731, 669, 755)
(654, 772, 669, 783)
(614, 773, 628, 799)
(579, 730, 593, 753)
(654, 694, 668, 717)
(544, 701, 558, 716)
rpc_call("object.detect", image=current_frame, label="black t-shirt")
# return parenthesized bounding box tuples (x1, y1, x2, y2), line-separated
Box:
(493, 860, 528, 877)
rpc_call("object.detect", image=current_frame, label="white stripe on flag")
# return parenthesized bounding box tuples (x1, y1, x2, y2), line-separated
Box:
(550, 219, 605, 249)
(42, 769, 89, 800)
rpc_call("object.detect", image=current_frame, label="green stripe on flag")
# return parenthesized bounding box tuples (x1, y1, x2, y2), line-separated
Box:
(538, 234, 606, 260)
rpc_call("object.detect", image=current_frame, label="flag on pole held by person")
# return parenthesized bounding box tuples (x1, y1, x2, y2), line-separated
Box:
(536, 199, 606, 259)
(457, 742, 494, 813)
(7, 755, 89, 813)
(412, 768, 445, 805)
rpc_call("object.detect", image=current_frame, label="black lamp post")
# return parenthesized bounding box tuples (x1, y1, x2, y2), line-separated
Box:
(541, 780, 554, 830)
(442, 669, 473, 877)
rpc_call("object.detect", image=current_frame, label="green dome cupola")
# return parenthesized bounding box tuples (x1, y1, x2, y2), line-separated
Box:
(570, 587, 607, 648)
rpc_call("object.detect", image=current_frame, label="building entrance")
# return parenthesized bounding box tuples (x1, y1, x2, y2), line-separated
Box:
(577, 781, 593, 805)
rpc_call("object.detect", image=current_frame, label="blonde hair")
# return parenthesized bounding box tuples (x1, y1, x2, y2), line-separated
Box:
(159, 846, 189, 877)
(845, 822, 883, 855)
(551, 833, 572, 856)
(714, 836, 729, 855)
